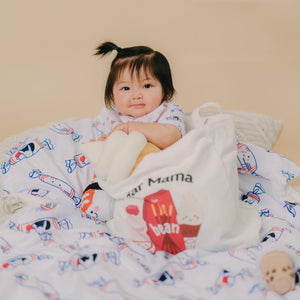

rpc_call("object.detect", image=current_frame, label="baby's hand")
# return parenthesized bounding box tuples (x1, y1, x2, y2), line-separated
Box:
(98, 134, 108, 141)
(84, 134, 108, 143)
(112, 123, 129, 134)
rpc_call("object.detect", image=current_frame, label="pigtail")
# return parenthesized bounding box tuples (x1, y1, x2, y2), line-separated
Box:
(94, 41, 122, 56)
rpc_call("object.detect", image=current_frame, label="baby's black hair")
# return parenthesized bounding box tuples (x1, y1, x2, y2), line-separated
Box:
(94, 41, 175, 109)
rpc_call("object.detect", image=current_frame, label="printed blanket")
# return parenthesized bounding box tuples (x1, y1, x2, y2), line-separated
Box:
(1, 113, 300, 299)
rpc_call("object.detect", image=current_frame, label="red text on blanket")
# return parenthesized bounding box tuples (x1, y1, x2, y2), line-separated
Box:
(143, 190, 185, 254)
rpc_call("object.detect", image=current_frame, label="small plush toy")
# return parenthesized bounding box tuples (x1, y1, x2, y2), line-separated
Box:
(80, 180, 114, 221)
(80, 131, 160, 220)
(260, 251, 295, 295)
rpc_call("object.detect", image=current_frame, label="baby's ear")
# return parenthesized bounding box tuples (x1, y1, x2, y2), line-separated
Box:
(80, 141, 104, 165)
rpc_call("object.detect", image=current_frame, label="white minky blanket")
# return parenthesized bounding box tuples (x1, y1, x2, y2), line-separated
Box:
(1, 108, 300, 299)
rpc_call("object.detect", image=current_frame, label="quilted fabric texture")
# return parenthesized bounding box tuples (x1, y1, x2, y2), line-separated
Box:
(185, 108, 283, 150)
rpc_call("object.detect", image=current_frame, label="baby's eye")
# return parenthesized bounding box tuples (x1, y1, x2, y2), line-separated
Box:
(121, 86, 130, 91)
(143, 84, 151, 88)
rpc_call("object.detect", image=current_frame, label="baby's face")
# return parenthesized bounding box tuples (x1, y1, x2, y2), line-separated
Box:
(112, 67, 164, 118)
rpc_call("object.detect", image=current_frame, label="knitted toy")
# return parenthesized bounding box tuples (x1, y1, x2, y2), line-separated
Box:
(260, 251, 295, 295)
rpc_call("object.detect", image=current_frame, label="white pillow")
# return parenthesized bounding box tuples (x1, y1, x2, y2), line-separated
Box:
(185, 107, 283, 150)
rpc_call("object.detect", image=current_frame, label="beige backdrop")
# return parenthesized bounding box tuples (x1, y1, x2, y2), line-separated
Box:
(1, 0, 300, 170)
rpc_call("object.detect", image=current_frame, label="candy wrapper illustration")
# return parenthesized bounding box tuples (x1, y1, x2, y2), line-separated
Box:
(237, 142, 257, 174)
(143, 190, 185, 254)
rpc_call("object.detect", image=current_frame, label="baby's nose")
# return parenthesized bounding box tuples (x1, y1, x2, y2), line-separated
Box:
(133, 89, 142, 100)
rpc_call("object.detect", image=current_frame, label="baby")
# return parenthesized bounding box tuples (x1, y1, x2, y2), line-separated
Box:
(80, 41, 185, 220)
(94, 41, 185, 148)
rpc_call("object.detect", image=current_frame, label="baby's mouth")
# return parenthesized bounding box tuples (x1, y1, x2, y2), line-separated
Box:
(131, 104, 145, 108)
